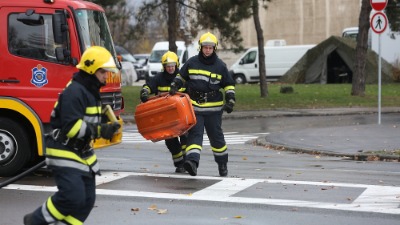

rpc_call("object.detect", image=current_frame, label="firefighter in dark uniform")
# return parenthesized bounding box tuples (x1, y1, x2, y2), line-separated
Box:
(140, 51, 187, 173)
(24, 46, 121, 225)
(169, 32, 236, 177)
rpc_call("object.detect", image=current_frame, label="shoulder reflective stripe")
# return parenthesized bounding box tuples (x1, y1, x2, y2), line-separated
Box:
(188, 69, 208, 76)
(188, 69, 222, 80)
(191, 100, 224, 107)
(210, 73, 222, 80)
(67, 119, 83, 138)
(46, 197, 65, 221)
(212, 145, 227, 152)
(189, 75, 210, 82)
(86, 106, 101, 115)
(179, 87, 186, 92)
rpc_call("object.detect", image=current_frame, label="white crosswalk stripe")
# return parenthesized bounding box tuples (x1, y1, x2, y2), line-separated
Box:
(122, 130, 266, 145)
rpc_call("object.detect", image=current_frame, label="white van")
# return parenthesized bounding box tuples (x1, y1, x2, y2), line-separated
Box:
(229, 44, 315, 84)
(146, 41, 198, 80)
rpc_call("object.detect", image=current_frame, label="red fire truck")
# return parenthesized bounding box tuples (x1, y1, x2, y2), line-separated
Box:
(0, 0, 124, 176)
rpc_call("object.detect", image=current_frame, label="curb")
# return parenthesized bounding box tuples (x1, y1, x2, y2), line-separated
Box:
(253, 137, 400, 162)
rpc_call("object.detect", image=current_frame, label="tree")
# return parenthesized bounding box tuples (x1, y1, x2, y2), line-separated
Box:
(89, 0, 138, 50)
(352, 0, 400, 96)
(134, 0, 271, 97)
(386, 0, 400, 32)
(188, 0, 271, 97)
(352, 0, 371, 96)
(251, 0, 270, 97)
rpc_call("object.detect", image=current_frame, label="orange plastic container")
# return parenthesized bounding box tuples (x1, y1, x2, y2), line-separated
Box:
(134, 93, 196, 142)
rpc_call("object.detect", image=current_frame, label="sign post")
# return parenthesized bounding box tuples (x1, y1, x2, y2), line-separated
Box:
(370, 0, 388, 124)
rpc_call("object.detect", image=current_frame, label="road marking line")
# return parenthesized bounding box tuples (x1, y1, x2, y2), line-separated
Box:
(4, 172, 400, 215)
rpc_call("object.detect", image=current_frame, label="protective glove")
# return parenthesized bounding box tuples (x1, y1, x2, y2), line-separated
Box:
(169, 82, 178, 95)
(140, 89, 149, 102)
(100, 122, 121, 139)
(222, 99, 235, 114)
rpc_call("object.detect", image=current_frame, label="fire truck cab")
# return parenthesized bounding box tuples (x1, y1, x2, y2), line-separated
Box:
(0, 0, 124, 176)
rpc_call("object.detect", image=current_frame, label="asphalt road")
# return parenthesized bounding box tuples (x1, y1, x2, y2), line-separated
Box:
(1, 114, 399, 225)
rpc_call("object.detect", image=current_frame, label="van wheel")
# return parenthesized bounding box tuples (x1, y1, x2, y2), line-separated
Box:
(0, 117, 31, 177)
(233, 74, 246, 84)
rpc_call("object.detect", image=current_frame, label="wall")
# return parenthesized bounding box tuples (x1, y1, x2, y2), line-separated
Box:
(239, 0, 361, 47)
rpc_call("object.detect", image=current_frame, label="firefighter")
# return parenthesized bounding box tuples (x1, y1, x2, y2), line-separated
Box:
(140, 51, 187, 173)
(169, 32, 236, 177)
(24, 46, 121, 225)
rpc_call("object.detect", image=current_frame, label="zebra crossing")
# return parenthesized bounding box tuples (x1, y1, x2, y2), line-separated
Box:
(122, 130, 267, 145)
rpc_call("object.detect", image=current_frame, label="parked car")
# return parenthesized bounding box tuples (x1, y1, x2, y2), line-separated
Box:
(134, 53, 150, 61)
(115, 45, 146, 81)
(133, 54, 150, 81)
(120, 61, 137, 86)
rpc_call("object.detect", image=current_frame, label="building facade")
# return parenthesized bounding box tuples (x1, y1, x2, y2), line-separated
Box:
(239, 0, 361, 47)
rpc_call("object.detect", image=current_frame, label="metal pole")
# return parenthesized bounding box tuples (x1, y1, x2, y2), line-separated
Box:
(378, 33, 382, 125)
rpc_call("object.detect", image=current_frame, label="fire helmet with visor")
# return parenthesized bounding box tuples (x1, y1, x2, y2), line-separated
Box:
(76, 46, 118, 75)
(161, 51, 180, 68)
(198, 32, 218, 50)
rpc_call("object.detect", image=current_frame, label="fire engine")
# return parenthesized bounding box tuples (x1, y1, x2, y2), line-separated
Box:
(0, 0, 124, 176)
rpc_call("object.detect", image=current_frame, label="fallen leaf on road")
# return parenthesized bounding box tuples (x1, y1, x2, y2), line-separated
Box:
(131, 208, 140, 212)
(157, 209, 168, 214)
(148, 205, 157, 210)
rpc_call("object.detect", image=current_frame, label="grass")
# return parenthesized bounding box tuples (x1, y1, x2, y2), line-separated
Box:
(121, 83, 400, 115)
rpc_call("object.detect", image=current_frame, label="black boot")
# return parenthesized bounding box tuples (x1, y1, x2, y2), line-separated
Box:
(175, 163, 186, 173)
(218, 163, 228, 177)
(183, 160, 197, 176)
(23, 213, 33, 225)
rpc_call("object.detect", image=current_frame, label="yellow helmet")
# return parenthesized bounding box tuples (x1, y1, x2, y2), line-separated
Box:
(161, 51, 180, 68)
(199, 32, 218, 50)
(76, 46, 118, 74)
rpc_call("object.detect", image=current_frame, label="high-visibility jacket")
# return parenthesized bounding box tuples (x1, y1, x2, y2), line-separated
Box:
(143, 70, 185, 94)
(174, 53, 235, 112)
(45, 72, 101, 175)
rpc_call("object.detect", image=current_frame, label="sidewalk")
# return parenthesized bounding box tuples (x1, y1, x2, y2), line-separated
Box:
(122, 107, 400, 161)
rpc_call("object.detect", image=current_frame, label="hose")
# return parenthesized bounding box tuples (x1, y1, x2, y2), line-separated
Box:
(0, 160, 46, 189)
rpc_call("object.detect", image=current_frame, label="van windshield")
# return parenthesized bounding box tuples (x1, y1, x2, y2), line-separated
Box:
(242, 51, 257, 64)
(149, 50, 182, 63)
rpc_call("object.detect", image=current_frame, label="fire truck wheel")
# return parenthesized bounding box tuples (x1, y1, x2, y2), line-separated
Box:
(0, 117, 31, 177)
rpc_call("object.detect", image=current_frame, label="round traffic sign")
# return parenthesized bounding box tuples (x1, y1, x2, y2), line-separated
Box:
(370, 11, 388, 34)
(370, 0, 388, 11)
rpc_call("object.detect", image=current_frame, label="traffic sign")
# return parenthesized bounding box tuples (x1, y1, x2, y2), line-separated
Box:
(370, 11, 388, 34)
(370, 0, 388, 11)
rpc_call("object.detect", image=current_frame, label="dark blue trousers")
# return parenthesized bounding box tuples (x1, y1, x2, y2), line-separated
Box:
(185, 111, 228, 166)
(29, 168, 96, 224)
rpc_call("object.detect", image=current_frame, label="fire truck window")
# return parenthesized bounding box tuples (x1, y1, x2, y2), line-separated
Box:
(8, 14, 59, 63)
